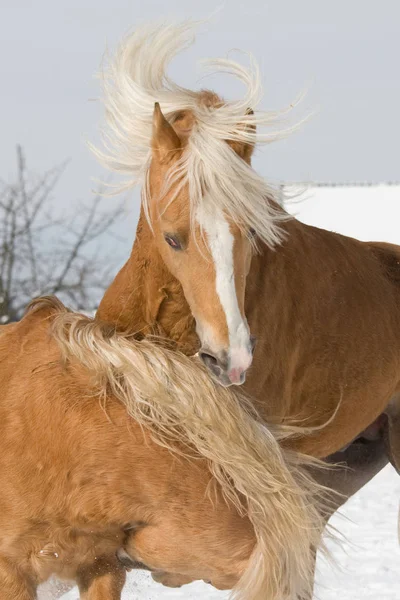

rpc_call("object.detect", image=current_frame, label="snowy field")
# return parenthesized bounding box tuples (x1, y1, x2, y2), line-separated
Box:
(286, 183, 400, 244)
(38, 465, 400, 600)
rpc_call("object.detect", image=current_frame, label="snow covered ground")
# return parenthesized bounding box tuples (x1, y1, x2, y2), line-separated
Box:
(286, 183, 400, 244)
(314, 465, 400, 600)
(39, 464, 400, 600)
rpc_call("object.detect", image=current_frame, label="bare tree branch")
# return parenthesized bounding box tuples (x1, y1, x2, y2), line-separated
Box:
(0, 147, 125, 322)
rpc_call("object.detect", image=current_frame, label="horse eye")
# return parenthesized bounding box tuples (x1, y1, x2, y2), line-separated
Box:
(248, 228, 257, 239)
(164, 234, 182, 250)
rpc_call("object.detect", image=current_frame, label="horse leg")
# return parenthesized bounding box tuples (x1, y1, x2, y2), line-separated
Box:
(0, 557, 36, 600)
(316, 436, 388, 504)
(76, 556, 126, 600)
(306, 437, 388, 599)
(384, 399, 400, 473)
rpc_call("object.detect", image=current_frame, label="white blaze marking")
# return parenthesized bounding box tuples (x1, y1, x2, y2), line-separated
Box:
(196, 206, 252, 371)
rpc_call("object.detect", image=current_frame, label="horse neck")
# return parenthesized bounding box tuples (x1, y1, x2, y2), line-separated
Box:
(97, 209, 199, 354)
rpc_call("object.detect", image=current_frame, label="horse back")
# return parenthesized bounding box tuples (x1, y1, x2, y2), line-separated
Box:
(366, 241, 400, 287)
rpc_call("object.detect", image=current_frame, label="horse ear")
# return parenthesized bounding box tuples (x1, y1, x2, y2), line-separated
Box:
(230, 107, 256, 164)
(152, 103, 181, 163)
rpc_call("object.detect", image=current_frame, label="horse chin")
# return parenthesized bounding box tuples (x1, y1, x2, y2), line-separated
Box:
(221, 374, 246, 387)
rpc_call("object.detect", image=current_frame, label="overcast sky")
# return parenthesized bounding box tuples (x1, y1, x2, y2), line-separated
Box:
(1, 1, 399, 246)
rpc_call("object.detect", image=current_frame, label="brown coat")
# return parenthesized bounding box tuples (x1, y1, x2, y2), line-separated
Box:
(0, 305, 255, 598)
(98, 209, 400, 458)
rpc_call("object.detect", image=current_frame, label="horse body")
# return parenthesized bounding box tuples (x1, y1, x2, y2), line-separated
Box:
(93, 20, 400, 460)
(0, 304, 254, 598)
(244, 217, 400, 456)
(98, 206, 400, 458)
(80, 18, 399, 596)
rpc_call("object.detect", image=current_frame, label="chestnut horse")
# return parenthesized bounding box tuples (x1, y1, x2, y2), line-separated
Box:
(95, 22, 399, 467)
(0, 297, 327, 600)
(92, 25, 394, 592)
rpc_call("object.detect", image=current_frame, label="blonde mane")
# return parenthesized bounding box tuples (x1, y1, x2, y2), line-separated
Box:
(92, 20, 299, 247)
(31, 297, 333, 600)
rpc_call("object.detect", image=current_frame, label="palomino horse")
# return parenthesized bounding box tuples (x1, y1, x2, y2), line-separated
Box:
(95, 22, 398, 466)
(0, 296, 327, 600)
(93, 24, 394, 592)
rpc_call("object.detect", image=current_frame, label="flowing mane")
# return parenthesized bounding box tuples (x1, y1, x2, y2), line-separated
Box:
(27, 297, 332, 600)
(92, 21, 297, 247)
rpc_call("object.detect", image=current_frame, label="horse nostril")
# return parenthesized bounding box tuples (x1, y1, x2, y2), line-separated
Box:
(250, 335, 257, 353)
(199, 351, 219, 369)
(199, 350, 235, 386)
